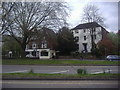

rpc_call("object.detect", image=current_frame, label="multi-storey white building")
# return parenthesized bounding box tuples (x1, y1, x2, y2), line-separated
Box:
(72, 22, 108, 53)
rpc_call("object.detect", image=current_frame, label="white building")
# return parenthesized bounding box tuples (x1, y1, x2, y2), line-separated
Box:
(25, 27, 57, 59)
(72, 22, 108, 53)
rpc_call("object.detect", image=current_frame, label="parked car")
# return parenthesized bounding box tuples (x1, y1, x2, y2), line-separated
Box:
(106, 55, 120, 61)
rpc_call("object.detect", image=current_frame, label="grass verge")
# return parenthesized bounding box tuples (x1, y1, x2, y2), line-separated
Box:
(2, 59, 119, 65)
(2, 73, 119, 80)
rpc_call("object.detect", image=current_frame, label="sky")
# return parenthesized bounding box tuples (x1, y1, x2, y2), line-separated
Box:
(1, 0, 119, 32)
(65, 0, 118, 33)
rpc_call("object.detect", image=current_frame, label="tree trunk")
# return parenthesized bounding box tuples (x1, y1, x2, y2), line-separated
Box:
(20, 44, 26, 58)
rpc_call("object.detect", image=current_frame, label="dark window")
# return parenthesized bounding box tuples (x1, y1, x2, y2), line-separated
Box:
(75, 36, 79, 42)
(83, 29, 86, 33)
(75, 30, 79, 33)
(32, 43, 37, 48)
(82, 43, 87, 53)
(94, 35, 96, 39)
(84, 36, 86, 40)
(41, 50, 48, 56)
(76, 44, 79, 50)
(93, 29, 96, 32)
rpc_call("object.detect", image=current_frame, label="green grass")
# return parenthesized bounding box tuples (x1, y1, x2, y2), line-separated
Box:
(2, 73, 119, 79)
(2, 59, 119, 65)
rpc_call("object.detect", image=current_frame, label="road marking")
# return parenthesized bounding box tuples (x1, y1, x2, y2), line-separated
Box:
(90, 70, 113, 74)
(4, 70, 29, 73)
(50, 70, 69, 74)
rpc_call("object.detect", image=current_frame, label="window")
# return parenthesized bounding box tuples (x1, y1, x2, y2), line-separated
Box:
(84, 36, 86, 40)
(75, 30, 79, 33)
(94, 35, 96, 39)
(83, 29, 86, 33)
(41, 50, 48, 56)
(76, 44, 79, 50)
(26, 45, 29, 49)
(41, 43, 47, 48)
(75, 36, 79, 42)
(32, 43, 37, 49)
(82, 43, 87, 53)
(93, 29, 96, 32)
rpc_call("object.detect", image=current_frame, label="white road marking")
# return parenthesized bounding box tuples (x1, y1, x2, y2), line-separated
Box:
(4, 70, 29, 73)
(50, 70, 69, 74)
(90, 69, 113, 74)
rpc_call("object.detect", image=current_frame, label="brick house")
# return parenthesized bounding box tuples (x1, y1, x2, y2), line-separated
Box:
(25, 27, 57, 59)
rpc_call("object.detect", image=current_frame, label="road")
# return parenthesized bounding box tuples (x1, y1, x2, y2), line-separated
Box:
(2, 65, 119, 74)
(1, 80, 119, 88)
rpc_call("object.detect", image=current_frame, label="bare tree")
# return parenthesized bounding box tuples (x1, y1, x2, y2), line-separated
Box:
(81, 4, 106, 51)
(81, 4, 105, 26)
(2, 2, 69, 57)
(1, 2, 15, 34)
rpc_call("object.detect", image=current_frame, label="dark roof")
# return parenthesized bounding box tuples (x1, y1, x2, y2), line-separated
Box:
(71, 22, 102, 30)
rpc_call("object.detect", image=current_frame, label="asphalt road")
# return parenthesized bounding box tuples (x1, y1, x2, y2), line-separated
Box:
(2, 65, 119, 74)
(1, 80, 119, 88)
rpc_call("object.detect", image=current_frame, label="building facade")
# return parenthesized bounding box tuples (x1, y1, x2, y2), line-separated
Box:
(25, 27, 57, 59)
(72, 22, 108, 53)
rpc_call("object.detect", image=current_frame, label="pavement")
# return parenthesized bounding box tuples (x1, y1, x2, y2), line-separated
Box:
(2, 65, 119, 74)
(1, 80, 119, 88)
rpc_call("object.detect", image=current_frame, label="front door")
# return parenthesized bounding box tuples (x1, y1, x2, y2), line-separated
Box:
(82, 43, 87, 53)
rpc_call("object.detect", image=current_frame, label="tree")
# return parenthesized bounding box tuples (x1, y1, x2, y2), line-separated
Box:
(81, 4, 105, 26)
(2, 2, 69, 57)
(81, 4, 105, 52)
(2, 35, 22, 58)
(57, 27, 78, 55)
(1, 2, 15, 34)
(97, 36, 116, 57)
(107, 32, 119, 55)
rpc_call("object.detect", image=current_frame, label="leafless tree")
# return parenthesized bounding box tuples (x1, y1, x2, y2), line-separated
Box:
(81, 4, 106, 51)
(1, 2, 15, 35)
(2, 2, 69, 57)
(81, 4, 105, 26)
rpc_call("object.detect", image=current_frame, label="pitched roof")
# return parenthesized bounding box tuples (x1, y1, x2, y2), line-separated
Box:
(71, 22, 101, 30)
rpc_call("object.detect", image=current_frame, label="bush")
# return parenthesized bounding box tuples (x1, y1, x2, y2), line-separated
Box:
(77, 69, 87, 74)
(91, 48, 101, 57)
(29, 69, 34, 74)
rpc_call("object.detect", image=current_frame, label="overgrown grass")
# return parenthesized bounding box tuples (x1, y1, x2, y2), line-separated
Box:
(2, 59, 119, 65)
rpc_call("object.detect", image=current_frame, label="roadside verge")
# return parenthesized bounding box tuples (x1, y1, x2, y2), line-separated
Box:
(2, 73, 119, 80)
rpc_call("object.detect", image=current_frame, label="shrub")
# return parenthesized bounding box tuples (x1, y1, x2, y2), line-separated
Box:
(77, 69, 87, 74)
(29, 69, 34, 74)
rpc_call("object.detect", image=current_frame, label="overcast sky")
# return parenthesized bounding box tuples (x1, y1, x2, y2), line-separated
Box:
(66, 0, 118, 33)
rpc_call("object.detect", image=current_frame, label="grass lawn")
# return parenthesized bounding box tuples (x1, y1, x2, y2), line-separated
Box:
(2, 59, 119, 65)
(2, 73, 119, 80)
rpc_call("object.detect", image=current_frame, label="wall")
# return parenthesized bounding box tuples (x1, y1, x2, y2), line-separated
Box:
(73, 27, 102, 53)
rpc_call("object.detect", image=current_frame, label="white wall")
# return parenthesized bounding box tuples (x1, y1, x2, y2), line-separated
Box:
(73, 27, 102, 53)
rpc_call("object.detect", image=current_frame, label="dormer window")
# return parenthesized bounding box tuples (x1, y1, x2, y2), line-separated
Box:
(41, 41, 47, 48)
(41, 43, 47, 48)
(32, 43, 37, 49)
